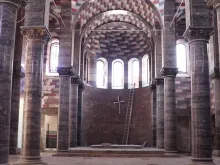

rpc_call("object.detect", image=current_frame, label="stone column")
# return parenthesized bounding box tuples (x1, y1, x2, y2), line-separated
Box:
(10, 7, 24, 155)
(184, 27, 214, 164)
(207, 0, 220, 156)
(69, 76, 79, 148)
(150, 83, 157, 147)
(124, 59, 128, 89)
(15, 27, 50, 165)
(161, 68, 178, 154)
(0, 1, 20, 164)
(77, 80, 85, 146)
(108, 58, 113, 89)
(88, 56, 96, 86)
(213, 77, 220, 156)
(138, 56, 142, 87)
(56, 67, 73, 152)
(162, 0, 178, 154)
(155, 78, 164, 149)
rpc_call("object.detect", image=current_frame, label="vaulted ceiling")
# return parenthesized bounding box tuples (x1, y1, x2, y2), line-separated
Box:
(50, 0, 186, 58)
(85, 22, 152, 59)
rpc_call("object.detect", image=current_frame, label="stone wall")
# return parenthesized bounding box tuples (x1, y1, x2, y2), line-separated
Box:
(82, 86, 152, 146)
(42, 43, 60, 110)
(175, 77, 191, 153)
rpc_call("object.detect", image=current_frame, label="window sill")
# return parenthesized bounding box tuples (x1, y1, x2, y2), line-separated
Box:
(45, 72, 59, 77)
(176, 73, 190, 78)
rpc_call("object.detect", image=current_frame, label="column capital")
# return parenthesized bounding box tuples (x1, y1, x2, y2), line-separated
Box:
(57, 66, 74, 76)
(21, 26, 51, 43)
(155, 78, 164, 85)
(160, 67, 178, 77)
(206, 0, 220, 9)
(184, 26, 214, 42)
(71, 76, 80, 85)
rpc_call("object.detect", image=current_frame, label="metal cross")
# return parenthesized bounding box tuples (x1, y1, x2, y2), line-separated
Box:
(113, 96, 124, 114)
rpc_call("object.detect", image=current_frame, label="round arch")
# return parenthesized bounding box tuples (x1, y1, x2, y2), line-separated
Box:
(73, 0, 163, 30)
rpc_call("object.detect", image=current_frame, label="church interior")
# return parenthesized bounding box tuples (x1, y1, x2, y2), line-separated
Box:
(1, 0, 220, 165)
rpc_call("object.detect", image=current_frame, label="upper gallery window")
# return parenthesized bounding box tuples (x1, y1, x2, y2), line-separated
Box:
(176, 43, 187, 73)
(128, 58, 139, 88)
(142, 55, 150, 87)
(96, 58, 108, 88)
(112, 59, 124, 89)
(46, 39, 59, 76)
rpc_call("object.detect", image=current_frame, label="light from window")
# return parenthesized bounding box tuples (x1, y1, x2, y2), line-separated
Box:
(128, 59, 139, 88)
(176, 44, 187, 73)
(142, 55, 150, 87)
(50, 42, 59, 73)
(96, 60, 105, 88)
(112, 60, 124, 89)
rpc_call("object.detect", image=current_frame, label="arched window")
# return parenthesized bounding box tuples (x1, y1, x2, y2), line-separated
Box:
(176, 43, 187, 73)
(50, 42, 59, 72)
(96, 58, 108, 88)
(128, 58, 139, 88)
(46, 39, 59, 76)
(142, 55, 150, 87)
(112, 59, 124, 89)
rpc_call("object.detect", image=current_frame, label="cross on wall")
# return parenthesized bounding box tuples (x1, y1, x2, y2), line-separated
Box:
(113, 96, 124, 114)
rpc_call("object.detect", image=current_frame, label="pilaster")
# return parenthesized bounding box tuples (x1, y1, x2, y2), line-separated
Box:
(206, 1, 220, 156)
(155, 78, 165, 149)
(56, 66, 74, 152)
(69, 76, 80, 148)
(77, 78, 85, 146)
(161, 67, 178, 154)
(150, 82, 157, 147)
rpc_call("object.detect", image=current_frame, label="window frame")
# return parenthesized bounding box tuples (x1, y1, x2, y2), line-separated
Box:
(96, 58, 108, 89)
(128, 58, 139, 89)
(112, 59, 124, 89)
(142, 55, 150, 87)
(46, 38, 59, 76)
(176, 39, 190, 77)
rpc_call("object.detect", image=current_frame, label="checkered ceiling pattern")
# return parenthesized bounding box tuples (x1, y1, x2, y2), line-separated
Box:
(84, 22, 152, 58)
(49, 0, 185, 59)
(71, 0, 185, 20)
(50, 1, 185, 31)
(83, 11, 152, 40)
(72, 0, 159, 30)
(51, 0, 185, 23)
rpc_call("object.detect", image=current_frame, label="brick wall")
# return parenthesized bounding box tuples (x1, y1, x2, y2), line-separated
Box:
(82, 86, 152, 146)
(42, 76, 59, 109)
(175, 77, 191, 153)
(175, 77, 191, 117)
(42, 43, 60, 110)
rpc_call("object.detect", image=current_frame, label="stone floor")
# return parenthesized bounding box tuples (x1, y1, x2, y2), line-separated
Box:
(9, 153, 220, 165)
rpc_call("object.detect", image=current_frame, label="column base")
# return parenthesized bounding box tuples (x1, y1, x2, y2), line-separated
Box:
(212, 150, 220, 157)
(189, 158, 215, 165)
(13, 156, 47, 165)
(9, 147, 21, 155)
(53, 150, 69, 157)
(164, 150, 179, 157)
